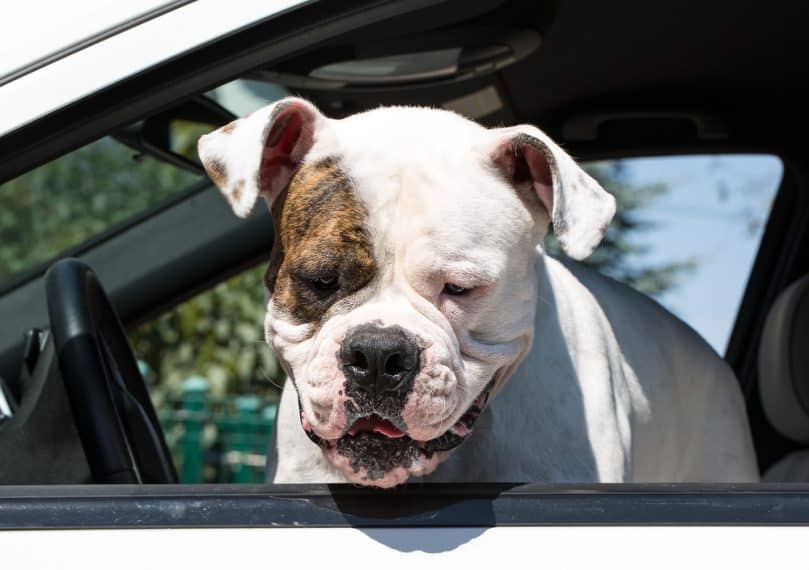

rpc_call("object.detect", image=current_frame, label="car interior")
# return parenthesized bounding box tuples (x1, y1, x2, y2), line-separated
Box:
(1, 0, 809, 493)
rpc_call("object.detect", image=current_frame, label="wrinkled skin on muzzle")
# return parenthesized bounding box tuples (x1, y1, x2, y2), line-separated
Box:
(267, 290, 519, 488)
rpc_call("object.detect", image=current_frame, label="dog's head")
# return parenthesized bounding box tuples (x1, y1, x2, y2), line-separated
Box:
(198, 98, 615, 487)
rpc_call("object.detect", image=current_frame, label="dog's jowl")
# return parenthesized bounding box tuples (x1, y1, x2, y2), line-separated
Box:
(199, 97, 759, 487)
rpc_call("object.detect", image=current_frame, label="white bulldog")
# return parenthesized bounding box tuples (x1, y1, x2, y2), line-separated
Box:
(198, 98, 759, 487)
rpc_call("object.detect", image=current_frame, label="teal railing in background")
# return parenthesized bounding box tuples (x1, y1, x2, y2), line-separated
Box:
(157, 376, 277, 483)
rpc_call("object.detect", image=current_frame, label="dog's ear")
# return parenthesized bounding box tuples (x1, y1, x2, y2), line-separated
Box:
(197, 97, 324, 218)
(490, 125, 616, 260)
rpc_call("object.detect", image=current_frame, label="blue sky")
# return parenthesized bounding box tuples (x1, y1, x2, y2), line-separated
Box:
(592, 154, 783, 354)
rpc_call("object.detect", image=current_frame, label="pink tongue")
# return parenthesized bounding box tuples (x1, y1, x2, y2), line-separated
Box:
(374, 421, 405, 438)
(348, 416, 406, 438)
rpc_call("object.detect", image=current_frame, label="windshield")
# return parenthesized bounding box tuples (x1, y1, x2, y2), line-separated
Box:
(0, 136, 201, 286)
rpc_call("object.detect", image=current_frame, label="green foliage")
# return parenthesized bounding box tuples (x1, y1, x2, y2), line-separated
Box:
(0, 137, 199, 282)
(130, 266, 282, 404)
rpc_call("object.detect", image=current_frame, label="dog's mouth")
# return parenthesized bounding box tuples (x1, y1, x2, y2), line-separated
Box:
(346, 415, 407, 438)
(300, 381, 493, 456)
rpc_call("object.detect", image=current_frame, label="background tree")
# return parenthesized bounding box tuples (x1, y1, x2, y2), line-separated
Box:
(575, 161, 695, 296)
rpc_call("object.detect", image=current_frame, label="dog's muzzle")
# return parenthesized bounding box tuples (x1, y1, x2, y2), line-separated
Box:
(297, 322, 494, 484)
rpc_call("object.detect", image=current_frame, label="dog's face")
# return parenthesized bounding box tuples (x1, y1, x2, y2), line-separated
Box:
(198, 99, 615, 487)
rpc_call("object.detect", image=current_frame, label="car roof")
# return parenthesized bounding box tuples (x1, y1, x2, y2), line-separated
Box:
(0, 0, 182, 82)
(0, 0, 307, 137)
(505, 1, 809, 129)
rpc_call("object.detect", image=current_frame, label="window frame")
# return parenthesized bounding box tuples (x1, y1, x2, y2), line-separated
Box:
(3, 483, 809, 528)
(3, 0, 809, 527)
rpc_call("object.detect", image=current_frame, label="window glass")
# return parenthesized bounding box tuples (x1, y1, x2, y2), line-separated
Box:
(576, 155, 782, 354)
(207, 79, 290, 116)
(0, 137, 201, 285)
(131, 264, 281, 484)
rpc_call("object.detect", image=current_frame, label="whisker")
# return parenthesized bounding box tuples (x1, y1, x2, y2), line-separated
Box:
(261, 370, 284, 391)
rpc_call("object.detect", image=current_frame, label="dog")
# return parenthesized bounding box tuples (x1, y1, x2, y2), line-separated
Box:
(198, 98, 759, 487)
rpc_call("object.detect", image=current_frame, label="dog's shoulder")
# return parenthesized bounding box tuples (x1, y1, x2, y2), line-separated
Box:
(540, 253, 757, 482)
(541, 252, 738, 405)
(542, 253, 718, 359)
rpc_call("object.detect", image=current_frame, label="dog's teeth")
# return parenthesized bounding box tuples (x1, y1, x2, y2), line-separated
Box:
(450, 422, 470, 437)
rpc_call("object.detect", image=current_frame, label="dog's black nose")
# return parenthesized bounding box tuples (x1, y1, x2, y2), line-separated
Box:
(340, 324, 420, 395)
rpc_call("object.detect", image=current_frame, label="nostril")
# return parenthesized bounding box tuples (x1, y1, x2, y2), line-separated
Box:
(384, 353, 404, 376)
(349, 349, 368, 371)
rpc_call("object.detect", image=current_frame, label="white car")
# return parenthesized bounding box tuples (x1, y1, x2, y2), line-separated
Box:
(1, 0, 808, 566)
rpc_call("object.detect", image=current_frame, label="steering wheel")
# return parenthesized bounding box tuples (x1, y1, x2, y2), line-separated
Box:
(45, 258, 177, 484)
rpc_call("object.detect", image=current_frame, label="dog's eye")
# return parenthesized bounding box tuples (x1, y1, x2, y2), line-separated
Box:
(309, 274, 339, 292)
(443, 283, 470, 296)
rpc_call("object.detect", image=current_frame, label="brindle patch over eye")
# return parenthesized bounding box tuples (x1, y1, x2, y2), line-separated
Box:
(267, 156, 377, 323)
